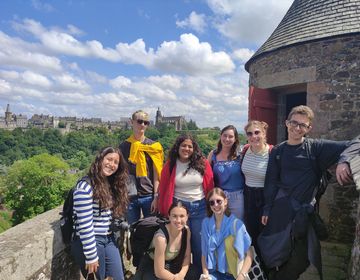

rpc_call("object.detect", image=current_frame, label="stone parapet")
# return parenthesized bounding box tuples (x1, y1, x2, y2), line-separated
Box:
(0, 206, 80, 280)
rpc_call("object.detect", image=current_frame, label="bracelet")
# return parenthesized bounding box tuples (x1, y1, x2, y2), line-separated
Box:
(154, 193, 159, 198)
(240, 272, 249, 279)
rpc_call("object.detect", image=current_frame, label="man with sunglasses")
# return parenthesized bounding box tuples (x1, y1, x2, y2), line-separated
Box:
(119, 110, 164, 224)
(259, 105, 360, 280)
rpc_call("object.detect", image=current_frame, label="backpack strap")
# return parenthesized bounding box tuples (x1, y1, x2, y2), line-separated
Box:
(303, 138, 331, 210)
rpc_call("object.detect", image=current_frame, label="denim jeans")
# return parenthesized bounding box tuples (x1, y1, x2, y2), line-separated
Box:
(126, 194, 153, 224)
(173, 197, 206, 274)
(224, 189, 244, 220)
(71, 234, 124, 280)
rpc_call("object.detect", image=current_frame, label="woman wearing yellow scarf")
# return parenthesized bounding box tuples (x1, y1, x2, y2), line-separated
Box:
(119, 110, 164, 224)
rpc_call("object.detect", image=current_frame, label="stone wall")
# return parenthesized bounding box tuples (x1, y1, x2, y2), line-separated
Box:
(0, 206, 80, 280)
(247, 33, 360, 278)
(248, 34, 360, 141)
(247, 34, 360, 243)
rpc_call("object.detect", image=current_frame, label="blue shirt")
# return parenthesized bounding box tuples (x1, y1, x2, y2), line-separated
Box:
(212, 152, 245, 192)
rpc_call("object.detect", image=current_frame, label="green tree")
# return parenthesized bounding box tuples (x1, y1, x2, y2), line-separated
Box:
(186, 119, 199, 130)
(4, 153, 76, 224)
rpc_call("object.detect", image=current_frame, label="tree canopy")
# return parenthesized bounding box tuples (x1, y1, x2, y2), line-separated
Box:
(4, 153, 76, 224)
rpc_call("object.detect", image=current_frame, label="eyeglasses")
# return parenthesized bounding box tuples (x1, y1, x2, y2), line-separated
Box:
(246, 130, 261, 137)
(136, 119, 150, 126)
(209, 199, 223, 206)
(287, 120, 310, 130)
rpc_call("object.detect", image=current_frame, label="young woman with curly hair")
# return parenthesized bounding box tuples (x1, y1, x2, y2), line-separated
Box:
(157, 134, 214, 275)
(207, 125, 245, 219)
(71, 146, 128, 280)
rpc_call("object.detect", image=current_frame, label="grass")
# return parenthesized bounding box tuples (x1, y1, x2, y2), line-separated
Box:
(0, 209, 13, 233)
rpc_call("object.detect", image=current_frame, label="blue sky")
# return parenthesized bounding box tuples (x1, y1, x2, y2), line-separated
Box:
(0, 0, 293, 129)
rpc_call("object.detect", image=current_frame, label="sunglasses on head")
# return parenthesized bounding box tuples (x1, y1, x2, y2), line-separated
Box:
(136, 119, 150, 126)
(209, 199, 223, 206)
(246, 130, 261, 137)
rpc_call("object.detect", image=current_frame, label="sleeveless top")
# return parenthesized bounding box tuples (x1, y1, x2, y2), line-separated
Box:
(148, 226, 188, 273)
(211, 152, 245, 192)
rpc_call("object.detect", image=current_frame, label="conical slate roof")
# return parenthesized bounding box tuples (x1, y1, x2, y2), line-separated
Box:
(245, 0, 360, 71)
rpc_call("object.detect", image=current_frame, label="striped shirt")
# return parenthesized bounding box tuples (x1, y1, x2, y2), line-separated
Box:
(73, 180, 112, 264)
(241, 146, 270, 188)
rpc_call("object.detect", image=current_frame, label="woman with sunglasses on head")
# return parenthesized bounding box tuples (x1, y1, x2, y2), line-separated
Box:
(134, 202, 198, 280)
(241, 120, 272, 256)
(208, 125, 245, 220)
(119, 110, 163, 224)
(157, 134, 214, 275)
(71, 146, 128, 280)
(201, 188, 253, 280)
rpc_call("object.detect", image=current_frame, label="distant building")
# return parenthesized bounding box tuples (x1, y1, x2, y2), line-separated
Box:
(0, 104, 28, 130)
(155, 107, 186, 131)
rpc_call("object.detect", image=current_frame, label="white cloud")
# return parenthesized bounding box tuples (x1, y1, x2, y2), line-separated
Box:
(110, 76, 132, 89)
(176, 11, 207, 33)
(12, 19, 234, 76)
(207, 0, 293, 45)
(232, 48, 254, 63)
(0, 31, 62, 72)
(22, 71, 52, 88)
(31, 0, 54, 12)
(152, 33, 235, 76)
(52, 74, 90, 92)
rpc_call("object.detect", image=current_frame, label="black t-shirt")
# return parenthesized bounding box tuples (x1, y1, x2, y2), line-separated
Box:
(119, 138, 155, 197)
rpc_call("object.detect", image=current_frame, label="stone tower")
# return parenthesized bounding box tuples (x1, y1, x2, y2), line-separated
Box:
(245, 0, 360, 278)
(5, 104, 12, 123)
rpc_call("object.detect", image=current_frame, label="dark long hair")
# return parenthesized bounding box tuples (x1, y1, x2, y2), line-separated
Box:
(88, 146, 129, 218)
(168, 134, 205, 175)
(216, 125, 239, 160)
(205, 188, 231, 217)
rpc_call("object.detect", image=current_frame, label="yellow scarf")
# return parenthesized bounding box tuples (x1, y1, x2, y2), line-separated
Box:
(126, 135, 164, 178)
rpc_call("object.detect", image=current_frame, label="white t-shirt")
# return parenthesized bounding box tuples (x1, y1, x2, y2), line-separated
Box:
(174, 159, 204, 202)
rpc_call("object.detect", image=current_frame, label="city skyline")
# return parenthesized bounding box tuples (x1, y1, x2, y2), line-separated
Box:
(0, 0, 293, 129)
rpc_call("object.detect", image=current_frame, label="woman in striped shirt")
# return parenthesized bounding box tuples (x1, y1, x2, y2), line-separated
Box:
(241, 120, 272, 256)
(71, 146, 128, 280)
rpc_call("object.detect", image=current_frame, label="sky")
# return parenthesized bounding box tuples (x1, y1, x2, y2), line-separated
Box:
(0, 0, 293, 129)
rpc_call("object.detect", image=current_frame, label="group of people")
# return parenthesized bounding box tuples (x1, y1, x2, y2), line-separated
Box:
(69, 106, 360, 280)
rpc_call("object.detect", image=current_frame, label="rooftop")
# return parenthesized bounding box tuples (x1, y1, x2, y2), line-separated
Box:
(245, 0, 360, 70)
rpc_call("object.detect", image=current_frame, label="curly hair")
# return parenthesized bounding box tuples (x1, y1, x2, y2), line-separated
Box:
(88, 146, 129, 218)
(167, 134, 205, 175)
(205, 188, 231, 217)
(215, 125, 240, 160)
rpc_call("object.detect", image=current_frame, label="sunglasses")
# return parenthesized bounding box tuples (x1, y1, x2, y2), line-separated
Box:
(209, 199, 223, 206)
(246, 130, 261, 137)
(136, 119, 150, 126)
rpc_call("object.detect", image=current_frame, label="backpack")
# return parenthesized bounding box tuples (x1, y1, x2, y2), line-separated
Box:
(60, 176, 91, 245)
(129, 216, 169, 267)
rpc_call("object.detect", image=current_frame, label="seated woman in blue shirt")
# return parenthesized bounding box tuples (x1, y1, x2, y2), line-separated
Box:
(201, 188, 253, 280)
(71, 146, 128, 280)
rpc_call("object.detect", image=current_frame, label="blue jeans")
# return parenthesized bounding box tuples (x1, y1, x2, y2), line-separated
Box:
(71, 234, 124, 280)
(126, 194, 153, 224)
(209, 270, 235, 280)
(173, 197, 206, 273)
(225, 189, 244, 220)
